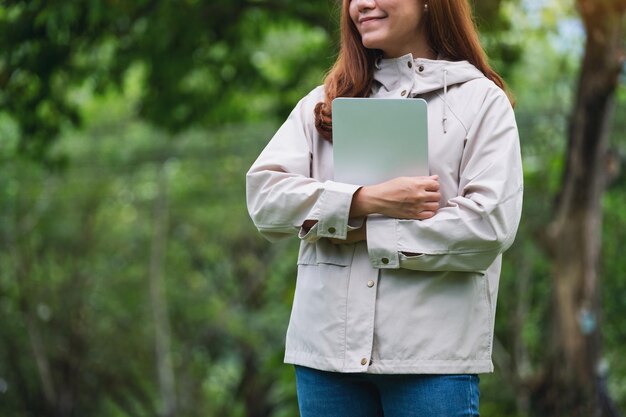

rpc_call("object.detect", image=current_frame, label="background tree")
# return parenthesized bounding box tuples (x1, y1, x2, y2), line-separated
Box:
(532, 0, 626, 416)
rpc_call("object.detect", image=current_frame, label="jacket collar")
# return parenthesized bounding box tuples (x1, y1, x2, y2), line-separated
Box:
(373, 53, 485, 96)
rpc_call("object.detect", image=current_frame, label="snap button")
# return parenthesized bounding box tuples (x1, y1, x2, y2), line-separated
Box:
(367, 280, 375, 288)
(381, 257, 390, 264)
(407, 61, 412, 68)
(361, 358, 368, 366)
(400, 90, 407, 96)
(418, 65, 425, 72)
(328, 227, 336, 234)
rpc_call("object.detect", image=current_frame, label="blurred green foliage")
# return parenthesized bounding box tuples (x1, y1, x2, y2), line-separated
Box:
(0, 0, 625, 416)
(0, 0, 333, 160)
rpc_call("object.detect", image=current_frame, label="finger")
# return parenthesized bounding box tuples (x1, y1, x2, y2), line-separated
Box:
(422, 202, 440, 211)
(422, 191, 441, 202)
(416, 210, 436, 220)
(424, 180, 440, 191)
(413, 175, 438, 180)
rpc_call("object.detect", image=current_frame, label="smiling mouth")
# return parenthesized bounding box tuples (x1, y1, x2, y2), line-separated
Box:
(359, 16, 385, 24)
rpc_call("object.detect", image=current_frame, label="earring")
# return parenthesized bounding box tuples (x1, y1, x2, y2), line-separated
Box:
(424, 3, 429, 12)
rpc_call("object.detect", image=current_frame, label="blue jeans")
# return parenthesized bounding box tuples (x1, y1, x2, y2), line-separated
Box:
(295, 365, 480, 417)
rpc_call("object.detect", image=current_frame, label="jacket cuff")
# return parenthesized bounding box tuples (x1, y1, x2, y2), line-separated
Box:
(298, 222, 321, 243)
(300, 181, 361, 241)
(366, 215, 400, 269)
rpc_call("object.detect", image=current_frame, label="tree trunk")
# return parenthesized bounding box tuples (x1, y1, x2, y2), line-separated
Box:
(10, 181, 58, 415)
(149, 163, 177, 417)
(533, 1, 626, 416)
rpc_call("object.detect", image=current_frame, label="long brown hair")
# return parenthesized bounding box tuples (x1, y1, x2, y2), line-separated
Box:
(314, 0, 512, 141)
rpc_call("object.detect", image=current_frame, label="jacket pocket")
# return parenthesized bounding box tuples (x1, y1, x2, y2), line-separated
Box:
(297, 239, 354, 266)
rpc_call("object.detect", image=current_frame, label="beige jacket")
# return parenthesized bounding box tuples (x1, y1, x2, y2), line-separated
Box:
(246, 54, 523, 374)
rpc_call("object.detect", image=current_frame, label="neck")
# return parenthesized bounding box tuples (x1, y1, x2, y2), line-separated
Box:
(382, 33, 436, 60)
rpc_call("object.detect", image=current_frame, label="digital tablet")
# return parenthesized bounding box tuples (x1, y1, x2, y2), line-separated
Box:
(332, 97, 429, 186)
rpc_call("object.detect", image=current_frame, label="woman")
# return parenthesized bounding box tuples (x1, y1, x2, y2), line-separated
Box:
(246, 0, 523, 415)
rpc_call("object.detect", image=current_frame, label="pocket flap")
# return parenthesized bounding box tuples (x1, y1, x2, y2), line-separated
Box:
(297, 240, 354, 266)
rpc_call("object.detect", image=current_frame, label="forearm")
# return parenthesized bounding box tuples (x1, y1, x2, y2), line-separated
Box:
(365, 187, 523, 271)
(349, 186, 376, 218)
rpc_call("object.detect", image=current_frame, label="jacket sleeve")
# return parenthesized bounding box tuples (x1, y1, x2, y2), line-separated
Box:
(246, 88, 361, 243)
(365, 88, 523, 272)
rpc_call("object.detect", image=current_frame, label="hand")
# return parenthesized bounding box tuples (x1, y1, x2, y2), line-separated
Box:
(350, 175, 440, 220)
(328, 223, 366, 245)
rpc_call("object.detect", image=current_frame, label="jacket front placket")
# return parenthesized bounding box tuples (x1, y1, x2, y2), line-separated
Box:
(343, 243, 380, 371)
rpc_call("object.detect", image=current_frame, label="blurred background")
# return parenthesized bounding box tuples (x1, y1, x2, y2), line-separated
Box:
(1, 0, 625, 416)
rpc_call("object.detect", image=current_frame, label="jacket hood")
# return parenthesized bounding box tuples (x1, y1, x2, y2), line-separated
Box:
(373, 54, 486, 133)
(373, 54, 485, 96)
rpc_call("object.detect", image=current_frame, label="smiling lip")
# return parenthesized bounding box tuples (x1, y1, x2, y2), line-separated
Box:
(359, 16, 385, 24)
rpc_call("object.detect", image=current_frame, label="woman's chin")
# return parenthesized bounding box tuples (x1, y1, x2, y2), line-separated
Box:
(359, 36, 383, 51)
